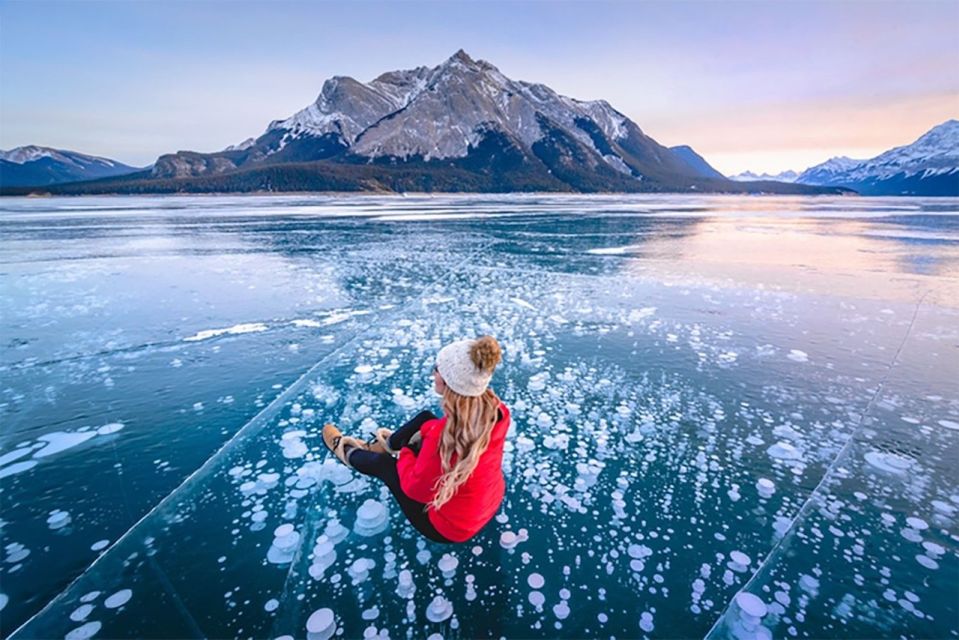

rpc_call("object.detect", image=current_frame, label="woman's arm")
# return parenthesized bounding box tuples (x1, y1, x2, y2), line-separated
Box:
(396, 427, 443, 503)
(390, 409, 438, 451)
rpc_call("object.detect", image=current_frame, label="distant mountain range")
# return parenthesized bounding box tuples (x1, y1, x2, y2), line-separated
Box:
(729, 170, 799, 183)
(729, 120, 959, 196)
(1, 50, 845, 196)
(0, 146, 140, 187)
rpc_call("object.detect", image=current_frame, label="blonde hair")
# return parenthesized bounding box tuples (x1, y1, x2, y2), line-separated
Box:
(430, 336, 503, 510)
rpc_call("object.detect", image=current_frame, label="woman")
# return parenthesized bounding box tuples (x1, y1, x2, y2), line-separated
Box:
(322, 335, 510, 543)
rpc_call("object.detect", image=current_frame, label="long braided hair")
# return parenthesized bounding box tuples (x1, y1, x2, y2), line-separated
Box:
(430, 336, 503, 509)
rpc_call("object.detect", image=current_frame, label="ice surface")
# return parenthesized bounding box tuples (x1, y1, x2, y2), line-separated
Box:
(2, 194, 957, 640)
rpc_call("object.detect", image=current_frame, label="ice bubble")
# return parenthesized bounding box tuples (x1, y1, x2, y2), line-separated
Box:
(736, 592, 768, 618)
(268, 526, 300, 564)
(274, 531, 301, 552)
(730, 551, 751, 566)
(438, 553, 459, 575)
(527, 573, 545, 589)
(362, 606, 379, 620)
(354, 499, 389, 537)
(787, 349, 808, 362)
(306, 607, 336, 638)
(528, 374, 548, 392)
(396, 569, 416, 599)
(901, 527, 923, 543)
(916, 554, 939, 570)
(0, 460, 38, 479)
(627, 544, 652, 559)
(426, 595, 453, 623)
(500, 531, 519, 549)
(33, 431, 97, 459)
(65, 621, 102, 640)
(70, 604, 94, 622)
(937, 419, 959, 431)
(905, 517, 928, 531)
(0, 594, 6, 612)
(349, 558, 374, 584)
(354, 364, 374, 374)
(323, 519, 349, 544)
(640, 611, 654, 632)
(864, 451, 913, 475)
(263, 598, 279, 612)
(799, 574, 820, 594)
(528, 591, 545, 609)
(553, 602, 570, 620)
(767, 441, 802, 461)
(756, 478, 775, 494)
(80, 591, 100, 603)
(90, 540, 110, 552)
(47, 509, 71, 530)
(96, 422, 125, 436)
(922, 541, 945, 556)
(932, 500, 957, 516)
(103, 589, 132, 609)
(309, 537, 337, 580)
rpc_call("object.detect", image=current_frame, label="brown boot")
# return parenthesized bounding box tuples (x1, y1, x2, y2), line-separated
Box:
(371, 427, 398, 455)
(322, 423, 366, 468)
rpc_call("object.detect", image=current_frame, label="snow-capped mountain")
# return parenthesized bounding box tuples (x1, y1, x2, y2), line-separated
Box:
(0, 146, 139, 187)
(796, 120, 959, 195)
(7, 51, 844, 195)
(148, 49, 708, 192)
(728, 169, 800, 183)
(795, 156, 866, 185)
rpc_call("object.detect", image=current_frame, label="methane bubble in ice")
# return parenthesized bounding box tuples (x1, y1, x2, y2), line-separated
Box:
(396, 569, 416, 599)
(354, 499, 389, 537)
(65, 621, 102, 640)
(103, 589, 132, 609)
(438, 553, 458, 578)
(426, 595, 453, 623)
(306, 607, 336, 640)
(864, 451, 913, 474)
(268, 524, 300, 564)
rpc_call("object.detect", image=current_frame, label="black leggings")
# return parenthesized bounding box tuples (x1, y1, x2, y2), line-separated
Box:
(347, 410, 453, 544)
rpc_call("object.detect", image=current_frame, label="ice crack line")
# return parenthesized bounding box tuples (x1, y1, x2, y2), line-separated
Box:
(703, 289, 931, 639)
(9, 240, 497, 639)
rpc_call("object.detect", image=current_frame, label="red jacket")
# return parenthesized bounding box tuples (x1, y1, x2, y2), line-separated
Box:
(396, 403, 510, 542)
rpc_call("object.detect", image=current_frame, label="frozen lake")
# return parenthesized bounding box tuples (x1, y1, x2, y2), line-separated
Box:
(1, 194, 957, 639)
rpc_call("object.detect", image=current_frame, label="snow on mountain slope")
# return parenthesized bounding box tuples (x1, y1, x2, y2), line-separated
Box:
(796, 120, 959, 194)
(728, 169, 799, 183)
(0, 146, 139, 187)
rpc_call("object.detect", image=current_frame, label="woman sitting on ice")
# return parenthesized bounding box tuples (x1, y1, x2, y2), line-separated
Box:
(323, 336, 510, 543)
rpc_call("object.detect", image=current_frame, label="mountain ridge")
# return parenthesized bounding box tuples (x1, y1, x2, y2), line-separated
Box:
(3, 50, 849, 196)
(0, 146, 140, 187)
(728, 120, 959, 196)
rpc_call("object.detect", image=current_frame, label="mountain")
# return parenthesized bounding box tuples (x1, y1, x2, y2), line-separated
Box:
(795, 156, 866, 186)
(3, 50, 846, 196)
(0, 146, 139, 187)
(796, 120, 959, 196)
(728, 169, 799, 183)
(670, 145, 725, 179)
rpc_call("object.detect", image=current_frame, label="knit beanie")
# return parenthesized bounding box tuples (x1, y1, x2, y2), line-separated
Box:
(435, 336, 502, 397)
